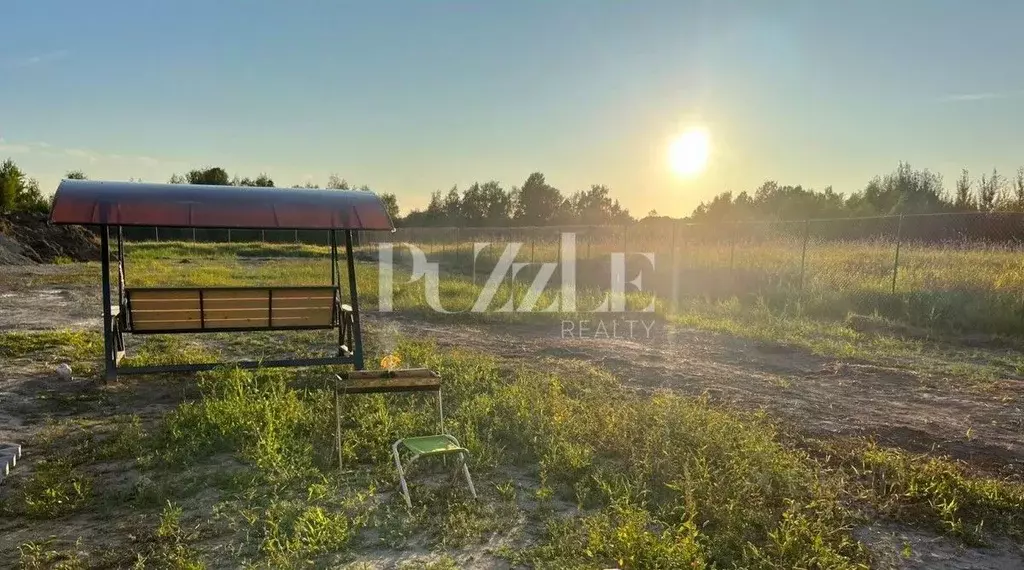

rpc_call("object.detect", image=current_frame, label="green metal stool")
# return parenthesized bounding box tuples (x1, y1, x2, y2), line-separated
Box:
(335, 369, 478, 508)
(392, 434, 477, 508)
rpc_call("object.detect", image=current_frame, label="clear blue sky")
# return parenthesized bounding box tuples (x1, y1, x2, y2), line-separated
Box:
(2, 1, 1023, 217)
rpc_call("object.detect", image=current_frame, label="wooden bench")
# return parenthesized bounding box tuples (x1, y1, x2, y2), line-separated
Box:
(125, 286, 346, 333)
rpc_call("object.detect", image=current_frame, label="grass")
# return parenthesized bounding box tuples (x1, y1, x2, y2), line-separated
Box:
(106, 237, 1024, 339)
(854, 444, 1024, 542)
(375, 234, 1024, 336)
(808, 438, 1024, 545)
(44, 241, 1010, 392)
(668, 300, 1024, 391)
(0, 329, 103, 377)
(0, 329, 101, 361)
(13, 230, 1024, 336)
(1, 416, 140, 521)
(7, 328, 1024, 568)
(7, 241, 1024, 566)
(137, 342, 879, 568)
(26, 235, 1024, 339)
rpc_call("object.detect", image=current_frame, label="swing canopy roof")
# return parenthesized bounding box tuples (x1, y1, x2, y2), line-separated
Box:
(49, 179, 395, 231)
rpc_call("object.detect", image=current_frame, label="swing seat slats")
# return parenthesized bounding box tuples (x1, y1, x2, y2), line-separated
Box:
(125, 286, 342, 333)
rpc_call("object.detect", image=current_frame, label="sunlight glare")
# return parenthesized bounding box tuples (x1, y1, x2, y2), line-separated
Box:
(668, 127, 711, 178)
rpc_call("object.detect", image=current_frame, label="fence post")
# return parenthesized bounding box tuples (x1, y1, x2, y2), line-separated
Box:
(154, 227, 159, 242)
(622, 225, 628, 253)
(508, 260, 516, 323)
(294, 229, 299, 244)
(799, 220, 810, 293)
(454, 227, 460, 266)
(192, 228, 196, 243)
(228, 229, 232, 243)
(261, 229, 266, 243)
(556, 229, 562, 280)
(531, 232, 535, 264)
(670, 221, 679, 312)
(729, 225, 736, 274)
(891, 214, 904, 294)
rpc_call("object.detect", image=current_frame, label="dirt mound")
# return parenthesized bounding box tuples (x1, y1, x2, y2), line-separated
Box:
(0, 212, 100, 265)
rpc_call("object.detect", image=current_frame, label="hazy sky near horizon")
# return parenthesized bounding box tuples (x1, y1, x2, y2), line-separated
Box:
(2, 1, 1023, 217)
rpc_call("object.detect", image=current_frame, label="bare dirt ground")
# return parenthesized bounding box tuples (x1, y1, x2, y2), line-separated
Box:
(3, 264, 1024, 568)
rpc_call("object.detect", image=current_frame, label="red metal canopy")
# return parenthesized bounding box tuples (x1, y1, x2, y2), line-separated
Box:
(49, 180, 395, 231)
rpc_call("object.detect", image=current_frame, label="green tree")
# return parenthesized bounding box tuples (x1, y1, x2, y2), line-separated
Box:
(406, 190, 447, 226)
(65, 170, 88, 180)
(186, 167, 230, 185)
(513, 172, 563, 226)
(17, 178, 48, 213)
(978, 171, 997, 211)
(1015, 167, 1024, 209)
(478, 181, 512, 225)
(0, 160, 46, 214)
(954, 169, 974, 211)
(379, 192, 400, 221)
(326, 174, 350, 190)
(460, 183, 488, 225)
(568, 185, 631, 225)
(237, 173, 275, 187)
(850, 162, 946, 215)
(0, 159, 22, 213)
(442, 186, 462, 225)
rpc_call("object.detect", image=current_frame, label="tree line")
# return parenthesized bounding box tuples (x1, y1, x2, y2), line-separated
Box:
(4, 157, 1024, 227)
(0, 159, 49, 215)
(689, 163, 1024, 223)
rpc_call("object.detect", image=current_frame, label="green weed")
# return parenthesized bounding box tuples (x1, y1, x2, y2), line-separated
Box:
(0, 329, 101, 361)
(850, 443, 1024, 543)
(18, 538, 87, 570)
(20, 458, 93, 518)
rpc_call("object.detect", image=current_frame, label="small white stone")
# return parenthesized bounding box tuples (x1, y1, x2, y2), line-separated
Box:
(56, 363, 73, 381)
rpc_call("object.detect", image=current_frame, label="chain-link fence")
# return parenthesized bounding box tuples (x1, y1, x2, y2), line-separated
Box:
(125, 211, 1024, 335)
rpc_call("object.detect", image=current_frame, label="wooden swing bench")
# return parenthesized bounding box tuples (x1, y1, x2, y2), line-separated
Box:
(125, 286, 347, 334)
(106, 285, 359, 374)
(48, 179, 396, 380)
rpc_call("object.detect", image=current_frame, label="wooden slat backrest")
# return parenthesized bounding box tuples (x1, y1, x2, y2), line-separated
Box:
(128, 289, 202, 331)
(127, 287, 337, 332)
(271, 288, 335, 327)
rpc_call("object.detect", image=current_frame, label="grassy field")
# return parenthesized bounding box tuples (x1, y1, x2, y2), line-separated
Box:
(4, 241, 1024, 567)
(105, 237, 1024, 338)
(4, 327, 1024, 568)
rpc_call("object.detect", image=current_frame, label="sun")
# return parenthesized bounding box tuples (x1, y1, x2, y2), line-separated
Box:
(668, 127, 711, 178)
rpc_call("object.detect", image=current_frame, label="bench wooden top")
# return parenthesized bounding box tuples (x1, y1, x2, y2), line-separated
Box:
(338, 369, 441, 394)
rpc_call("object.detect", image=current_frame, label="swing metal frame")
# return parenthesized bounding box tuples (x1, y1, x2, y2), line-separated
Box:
(48, 179, 395, 381)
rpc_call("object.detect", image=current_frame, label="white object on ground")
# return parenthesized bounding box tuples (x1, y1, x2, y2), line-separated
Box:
(56, 363, 73, 381)
(0, 443, 21, 484)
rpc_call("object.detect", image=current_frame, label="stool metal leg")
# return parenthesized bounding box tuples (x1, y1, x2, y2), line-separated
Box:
(392, 441, 413, 508)
(335, 375, 344, 473)
(459, 452, 478, 500)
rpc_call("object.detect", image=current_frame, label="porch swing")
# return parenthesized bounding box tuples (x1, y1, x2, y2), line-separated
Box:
(49, 179, 395, 381)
